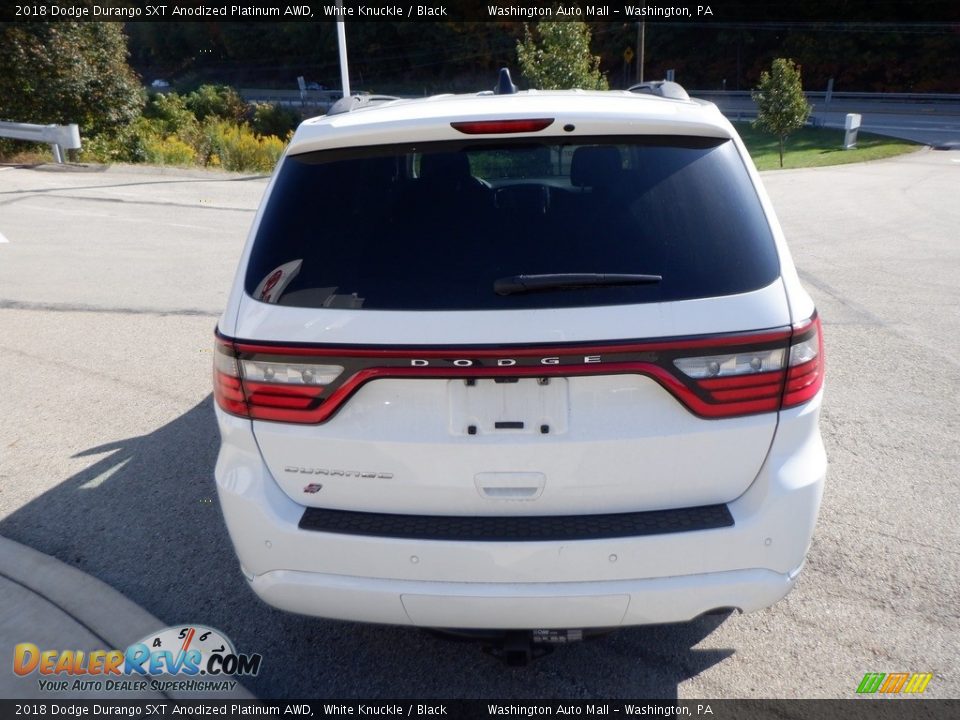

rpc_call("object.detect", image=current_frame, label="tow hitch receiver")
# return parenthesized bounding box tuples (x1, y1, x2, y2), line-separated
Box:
(428, 628, 602, 667)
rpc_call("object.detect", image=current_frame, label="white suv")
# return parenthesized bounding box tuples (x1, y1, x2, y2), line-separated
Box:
(213, 77, 826, 637)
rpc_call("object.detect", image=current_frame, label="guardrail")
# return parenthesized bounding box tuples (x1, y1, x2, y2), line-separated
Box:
(0, 121, 81, 163)
(239, 88, 343, 111)
(691, 90, 960, 102)
(690, 90, 960, 114)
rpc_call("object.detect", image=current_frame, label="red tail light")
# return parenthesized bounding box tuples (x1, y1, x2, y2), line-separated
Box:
(670, 313, 823, 417)
(782, 314, 825, 408)
(213, 336, 343, 423)
(213, 315, 823, 425)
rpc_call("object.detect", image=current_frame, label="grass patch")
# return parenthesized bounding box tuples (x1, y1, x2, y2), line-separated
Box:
(0, 149, 53, 165)
(735, 123, 920, 170)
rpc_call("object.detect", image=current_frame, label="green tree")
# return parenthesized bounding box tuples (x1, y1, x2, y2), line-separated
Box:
(752, 58, 812, 167)
(516, 22, 608, 90)
(0, 23, 143, 139)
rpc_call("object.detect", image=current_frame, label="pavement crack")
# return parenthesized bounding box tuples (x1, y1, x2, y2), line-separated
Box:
(2, 192, 255, 213)
(796, 269, 886, 326)
(0, 344, 208, 406)
(0, 299, 218, 317)
(0, 174, 267, 197)
(830, 518, 960, 558)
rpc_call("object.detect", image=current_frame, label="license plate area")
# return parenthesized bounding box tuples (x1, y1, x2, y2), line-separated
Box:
(448, 377, 569, 436)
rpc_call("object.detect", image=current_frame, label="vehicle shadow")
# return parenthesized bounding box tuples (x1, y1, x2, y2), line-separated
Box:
(0, 397, 733, 699)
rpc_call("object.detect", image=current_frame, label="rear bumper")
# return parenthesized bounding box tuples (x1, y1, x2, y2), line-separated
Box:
(214, 394, 825, 629)
(252, 566, 799, 629)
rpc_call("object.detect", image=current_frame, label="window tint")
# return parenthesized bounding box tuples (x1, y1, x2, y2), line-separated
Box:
(245, 136, 779, 311)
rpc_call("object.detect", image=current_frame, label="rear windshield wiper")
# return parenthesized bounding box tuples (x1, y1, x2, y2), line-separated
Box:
(494, 273, 662, 296)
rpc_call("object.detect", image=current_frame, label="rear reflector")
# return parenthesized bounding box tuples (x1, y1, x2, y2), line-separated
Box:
(213, 314, 823, 424)
(451, 119, 554, 134)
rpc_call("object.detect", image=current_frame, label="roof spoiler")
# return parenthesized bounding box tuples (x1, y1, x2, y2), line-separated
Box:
(328, 94, 402, 116)
(627, 80, 690, 101)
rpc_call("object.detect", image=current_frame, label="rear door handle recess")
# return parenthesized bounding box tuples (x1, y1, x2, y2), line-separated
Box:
(475, 472, 545, 500)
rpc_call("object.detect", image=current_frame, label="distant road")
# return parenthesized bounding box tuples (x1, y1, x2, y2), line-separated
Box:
(240, 87, 343, 112)
(694, 91, 960, 147)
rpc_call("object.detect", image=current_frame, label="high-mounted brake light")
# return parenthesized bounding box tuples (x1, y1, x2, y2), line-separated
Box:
(451, 119, 554, 135)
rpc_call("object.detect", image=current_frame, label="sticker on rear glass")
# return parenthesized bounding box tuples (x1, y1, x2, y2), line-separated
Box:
(253, 259, 302, 303)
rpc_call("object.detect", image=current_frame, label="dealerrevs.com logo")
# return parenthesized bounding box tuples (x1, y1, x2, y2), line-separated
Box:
(13, 625, 261, 694)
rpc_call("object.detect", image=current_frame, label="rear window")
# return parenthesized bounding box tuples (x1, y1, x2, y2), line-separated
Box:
(245, 136, 779, 311)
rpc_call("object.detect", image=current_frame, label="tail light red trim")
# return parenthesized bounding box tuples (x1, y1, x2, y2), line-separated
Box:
(213, 314, 824, 424)
(782, 314, 825, 408)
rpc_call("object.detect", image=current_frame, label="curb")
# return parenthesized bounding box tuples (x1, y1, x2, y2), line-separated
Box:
(0, 535, 254, 700)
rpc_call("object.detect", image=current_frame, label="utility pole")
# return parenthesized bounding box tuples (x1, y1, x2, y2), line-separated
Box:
(336, 0, 351, 98)
(636, 22, 645, 84)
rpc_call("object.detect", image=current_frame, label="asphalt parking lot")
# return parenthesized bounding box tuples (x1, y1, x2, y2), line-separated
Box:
(0, 148, 957, 699)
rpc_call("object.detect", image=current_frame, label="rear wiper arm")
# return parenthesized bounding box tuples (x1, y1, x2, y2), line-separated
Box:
(494, 273, 662, 296)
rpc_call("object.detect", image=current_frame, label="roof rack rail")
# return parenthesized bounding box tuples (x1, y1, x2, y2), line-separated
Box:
(627, 80, 690, 101)
(327, 94, 402, 116)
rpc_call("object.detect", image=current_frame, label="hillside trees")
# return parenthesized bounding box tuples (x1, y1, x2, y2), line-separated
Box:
(516, 22, 608, 90)
(0, 23, 143, 137)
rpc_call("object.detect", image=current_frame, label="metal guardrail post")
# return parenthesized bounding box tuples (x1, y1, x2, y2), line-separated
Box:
(0, 121, 82, 163)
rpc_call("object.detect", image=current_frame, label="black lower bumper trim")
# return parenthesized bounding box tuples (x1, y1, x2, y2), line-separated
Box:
(298, 504, 733, 541)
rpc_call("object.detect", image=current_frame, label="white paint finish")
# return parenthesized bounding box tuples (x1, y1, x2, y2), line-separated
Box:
(232, 280, 791, 345)
(251, 375, 778, 515)
(213, 395, 824, 629)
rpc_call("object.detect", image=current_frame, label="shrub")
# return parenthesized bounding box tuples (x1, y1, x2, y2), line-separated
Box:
(76, 132, 131, 163)
(203, 120, 285, 172)
(142, 134, 197, 166)
(143, 92, 198, 137)
(185, 84, 248, 123)
(251, 102, 301, 138)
